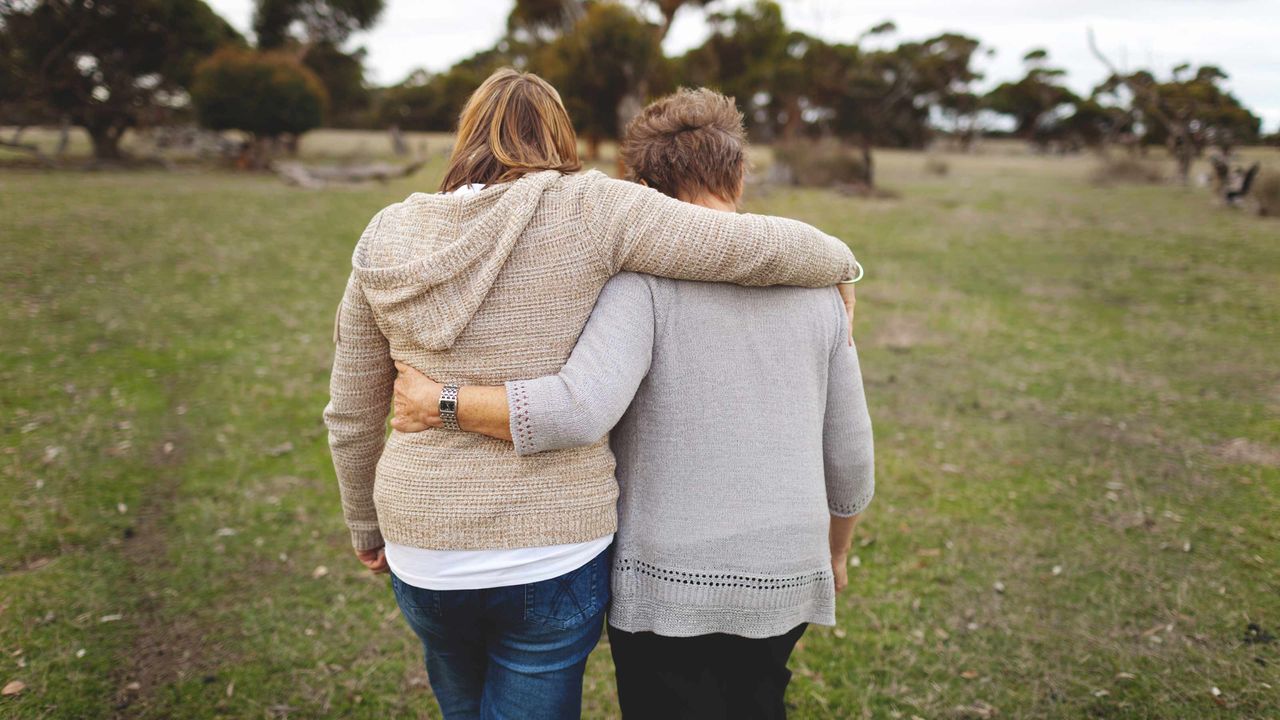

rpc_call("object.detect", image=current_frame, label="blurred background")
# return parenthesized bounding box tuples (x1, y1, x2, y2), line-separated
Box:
(1, 1, 1277, 718)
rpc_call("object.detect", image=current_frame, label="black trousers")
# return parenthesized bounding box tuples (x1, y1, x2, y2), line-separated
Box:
(607, 622, 808, 720)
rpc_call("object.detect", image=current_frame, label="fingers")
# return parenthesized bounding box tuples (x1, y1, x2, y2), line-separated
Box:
(390, 416, 438, 433)
(836, 284, 857, 346)
(355, 547, 391, 574)
(370, 548, 389, 574)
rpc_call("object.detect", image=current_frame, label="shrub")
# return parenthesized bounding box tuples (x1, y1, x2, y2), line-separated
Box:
(773, 139, 870, 188)
(192, 48, 328, 140)
(924, 156, 950, 176)
(1254, 171, 1280, 217)
(1091, 156, 1166, 185)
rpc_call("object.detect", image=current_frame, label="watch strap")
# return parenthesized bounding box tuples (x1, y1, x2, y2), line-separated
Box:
(439, 384, 460, 430)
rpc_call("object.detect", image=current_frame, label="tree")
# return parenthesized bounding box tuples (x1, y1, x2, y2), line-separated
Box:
(253, 0, 384, 125)
(191, 47, 327, 165)
(253, 0, 383, 49)
(508, 0, 585, 42)
(302, 40, 369, 126)
(0, 0, 242, 160)
(983, 49, 1077, 144)
(533, 2, 664, 158)
(1089, 30, 1262, 181)
(797, 27, 984, 184)
(908, 33, 985, 149)
(511, 0, 715, 158)
(679, 1, 809, 139)
(376, 48, 512, 132)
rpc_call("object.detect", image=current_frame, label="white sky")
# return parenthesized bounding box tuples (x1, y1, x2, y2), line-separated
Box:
(207, 0, 1280, 132)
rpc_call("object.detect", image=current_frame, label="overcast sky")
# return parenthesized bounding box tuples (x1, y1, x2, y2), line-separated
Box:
(207, 0, 1280, 132)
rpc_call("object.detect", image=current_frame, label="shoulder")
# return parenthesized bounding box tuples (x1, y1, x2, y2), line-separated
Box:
(600, 272, 658, 305)
(350, 203, 400, 266)
(814, 286, 849, 350)
(562, 169, 658, 204)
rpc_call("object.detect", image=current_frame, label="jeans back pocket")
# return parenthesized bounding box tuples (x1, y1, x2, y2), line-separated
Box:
(391, 572, 442, 617)
(523, 549, 609, 629)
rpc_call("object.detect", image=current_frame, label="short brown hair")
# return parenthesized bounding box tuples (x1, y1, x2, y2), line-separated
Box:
(440, 68, 582, 193)
(621, 88, 747, 202)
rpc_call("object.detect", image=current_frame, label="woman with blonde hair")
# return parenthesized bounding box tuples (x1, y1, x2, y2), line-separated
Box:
(323, 69, 860, 719)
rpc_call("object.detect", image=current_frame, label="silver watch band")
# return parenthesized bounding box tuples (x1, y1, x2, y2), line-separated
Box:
(439, 384, 460, 430)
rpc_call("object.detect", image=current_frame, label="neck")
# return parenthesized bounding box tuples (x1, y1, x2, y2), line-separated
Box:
(681, 193, 738, 213)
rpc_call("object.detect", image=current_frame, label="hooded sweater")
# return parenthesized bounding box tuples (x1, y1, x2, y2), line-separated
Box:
(323, 169, 859, 552)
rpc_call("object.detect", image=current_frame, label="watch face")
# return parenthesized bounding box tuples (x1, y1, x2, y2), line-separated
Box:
(439, 399, 457, 412)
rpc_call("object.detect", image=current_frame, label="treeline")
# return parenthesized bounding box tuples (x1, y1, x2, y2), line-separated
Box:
(0, 0, 384, 160)
(0, 0, 1272, 177)
(371, 0, 1265, 184)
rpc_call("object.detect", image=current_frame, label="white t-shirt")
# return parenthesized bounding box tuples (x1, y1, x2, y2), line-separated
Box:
(385, 535, 614, 590)
(384, 181, 613, 591)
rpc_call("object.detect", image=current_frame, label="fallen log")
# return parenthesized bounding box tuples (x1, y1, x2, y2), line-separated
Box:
(0, 138, 55, 167)
(272, 159, 427, 188)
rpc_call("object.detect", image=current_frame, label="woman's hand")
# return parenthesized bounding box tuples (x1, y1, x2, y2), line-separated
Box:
(837, 283, 856, 345)
(355, 546, 389, 574)
(831, 551, 849, 593)
(392, 361, 444, 432)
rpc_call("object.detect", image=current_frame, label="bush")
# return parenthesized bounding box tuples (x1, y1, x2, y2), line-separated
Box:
(1254, 172, 1280, 217)
(1091, 156, 1166, 185)
(773, 139, 870, 188)
(924, 156, 950, 176)
(192, 48, 328, 140)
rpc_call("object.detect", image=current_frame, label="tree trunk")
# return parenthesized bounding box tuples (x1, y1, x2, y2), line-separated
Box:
(87, 123, 126, 160)
(615, 84, 646, 176)
(859, 136, 875, 188)
(389, 124, 409, 157)
(1175, 145, 1193, 184)
(780, 97, 803, 140)
(55, 116, 71, 158)
(586, 134, 601, 162)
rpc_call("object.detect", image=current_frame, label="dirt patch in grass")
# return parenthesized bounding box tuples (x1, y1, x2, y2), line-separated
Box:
(110, 429, 237, 716)
(870, 314, 944, 352)
(1213, 438, 1280, 468)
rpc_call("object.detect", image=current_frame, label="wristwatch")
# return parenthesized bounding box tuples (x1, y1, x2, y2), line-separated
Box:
(439, 384, 460, 430)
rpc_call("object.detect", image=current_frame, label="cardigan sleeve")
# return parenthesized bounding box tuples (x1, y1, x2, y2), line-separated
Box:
(323, 267, 396, 551)
(578, 172, 858, 288)
(822, 291, 875, 517)
(505, 273, 656, 456)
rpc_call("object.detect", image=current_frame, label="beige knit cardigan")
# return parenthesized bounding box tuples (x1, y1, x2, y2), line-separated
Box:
(324, 170, 858, 551)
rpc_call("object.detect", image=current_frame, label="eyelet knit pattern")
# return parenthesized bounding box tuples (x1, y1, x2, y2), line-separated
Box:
(324, 170, 859, 552)
(508, 381, 536, 457)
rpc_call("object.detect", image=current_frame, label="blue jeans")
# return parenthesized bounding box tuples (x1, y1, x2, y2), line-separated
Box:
(390, 546, 610, 720)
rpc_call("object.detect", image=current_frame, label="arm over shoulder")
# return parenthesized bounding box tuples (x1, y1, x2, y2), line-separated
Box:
(576, 172, 858, 288)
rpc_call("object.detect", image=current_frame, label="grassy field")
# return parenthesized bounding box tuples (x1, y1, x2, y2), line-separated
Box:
(1, 137, 1278, 719)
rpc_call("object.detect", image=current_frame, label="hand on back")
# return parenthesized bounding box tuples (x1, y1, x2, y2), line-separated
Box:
(392, 361, 443, 432)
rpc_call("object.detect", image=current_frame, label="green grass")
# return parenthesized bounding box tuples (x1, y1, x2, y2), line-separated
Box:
(1, 141, 1278, 719)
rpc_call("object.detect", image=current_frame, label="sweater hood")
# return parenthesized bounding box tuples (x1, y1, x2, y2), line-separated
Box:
(351, 169, 565, 351)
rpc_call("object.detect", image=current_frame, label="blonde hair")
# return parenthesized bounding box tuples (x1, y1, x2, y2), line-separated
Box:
(440, 68, 582, 192)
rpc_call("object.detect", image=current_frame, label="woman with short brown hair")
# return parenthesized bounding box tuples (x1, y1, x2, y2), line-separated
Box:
(324, 70, 860, 719)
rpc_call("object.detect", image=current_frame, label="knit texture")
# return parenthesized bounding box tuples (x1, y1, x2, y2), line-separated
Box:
(505, 273, 875, 637)
(324, 170, 859, 551)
